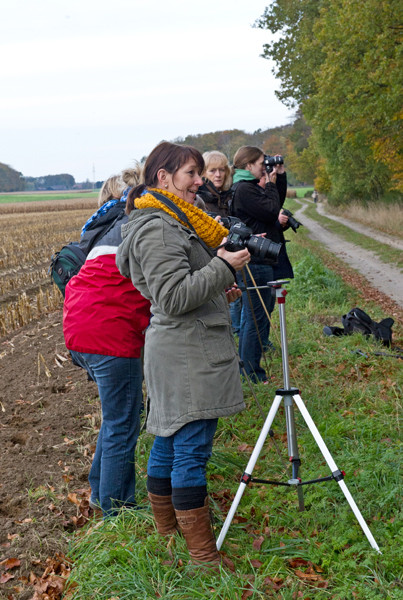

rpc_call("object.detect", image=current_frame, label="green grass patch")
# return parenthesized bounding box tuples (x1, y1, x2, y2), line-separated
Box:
(0, 191, 98, 204)
(65, 240, 402, 599)
(294, 187, 314, 199)
(302, 202, 403, 270)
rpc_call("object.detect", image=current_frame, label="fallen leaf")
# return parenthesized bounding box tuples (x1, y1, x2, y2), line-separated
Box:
(288, 558, 310, 568)
(294, 568, 322, 580)
(0, 558, 21, 570)
(250, 559, 263, 568)
(67, 493, 79, 506)
(252, 535, 265, 550)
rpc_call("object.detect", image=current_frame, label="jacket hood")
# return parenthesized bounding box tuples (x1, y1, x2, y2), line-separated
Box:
(116, 208, 157, 278)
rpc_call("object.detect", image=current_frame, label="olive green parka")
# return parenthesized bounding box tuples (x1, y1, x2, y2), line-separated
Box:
(116, 207, 245, 437)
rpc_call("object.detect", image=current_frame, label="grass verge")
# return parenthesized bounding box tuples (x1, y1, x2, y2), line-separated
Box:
(64, 240, 402, 600)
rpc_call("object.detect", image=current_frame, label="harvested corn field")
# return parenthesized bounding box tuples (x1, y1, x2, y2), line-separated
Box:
(0, 199, 97, 336)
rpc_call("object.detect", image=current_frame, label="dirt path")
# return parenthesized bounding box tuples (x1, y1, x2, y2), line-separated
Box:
(294, 202, 403, 309)
(315, 203, 403, 251)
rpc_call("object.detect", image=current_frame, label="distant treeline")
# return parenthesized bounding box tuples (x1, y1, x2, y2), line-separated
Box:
(0, 164, 103, 193)
(173, 115, 309, 188)
(0, 117, 311, 193)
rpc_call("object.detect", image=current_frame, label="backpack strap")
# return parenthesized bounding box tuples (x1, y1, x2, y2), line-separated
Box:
(228, 182, 241, 216)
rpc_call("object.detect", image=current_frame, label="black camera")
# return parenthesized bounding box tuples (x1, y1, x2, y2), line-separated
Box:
(281, 208, 302, 233)
(225, 221, 282, 262)
(264, 154, 284, 174)
(206, 213, 242, 230)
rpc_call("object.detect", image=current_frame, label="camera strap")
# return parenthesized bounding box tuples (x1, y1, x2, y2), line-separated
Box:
(148, 191, 197, 233)
(148, 191, 213, 255)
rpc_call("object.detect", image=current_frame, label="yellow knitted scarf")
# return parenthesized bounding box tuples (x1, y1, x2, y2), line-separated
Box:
(134, 189, 228, 248)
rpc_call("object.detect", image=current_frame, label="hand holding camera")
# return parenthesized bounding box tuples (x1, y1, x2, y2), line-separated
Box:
(281, 209, 302, 233)
(209, 213, 282, 263)
(217, 243, 250, 271)
(264, 154, 284, 174)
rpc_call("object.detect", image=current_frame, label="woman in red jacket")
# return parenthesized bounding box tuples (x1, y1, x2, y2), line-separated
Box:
(63, 174, 151, 517)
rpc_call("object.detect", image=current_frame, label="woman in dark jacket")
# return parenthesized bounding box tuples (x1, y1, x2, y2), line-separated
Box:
(231, 146, 293, 383)
(197, 151, 233, 217)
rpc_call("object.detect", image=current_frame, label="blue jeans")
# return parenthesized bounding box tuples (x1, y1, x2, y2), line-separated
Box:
(70, 351, 143, 517)
(229, 296, 242, 334)
(147, 419, 218, 488)
(238, 264, 275, 382)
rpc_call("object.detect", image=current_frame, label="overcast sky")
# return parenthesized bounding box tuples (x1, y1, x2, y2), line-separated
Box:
(1, 0, 295, 182)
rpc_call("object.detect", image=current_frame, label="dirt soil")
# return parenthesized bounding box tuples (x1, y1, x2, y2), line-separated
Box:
(0, 313, 100, 600)
(1, 210, 402, 600)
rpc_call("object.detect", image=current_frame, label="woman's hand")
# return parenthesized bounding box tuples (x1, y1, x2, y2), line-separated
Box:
(278, 210, 289, 227)
(274, 159, 285, 175)
(265, 170, 277, 184)
(217, 241, 250, 271)
(225, 285, 242, 304)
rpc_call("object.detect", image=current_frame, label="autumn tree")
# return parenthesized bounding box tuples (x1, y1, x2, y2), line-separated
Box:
(0, 162, 25, 192)
(257, 0, 403, 202)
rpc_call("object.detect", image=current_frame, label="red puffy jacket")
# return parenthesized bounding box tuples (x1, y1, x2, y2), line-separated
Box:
(63, 214, 151, 358)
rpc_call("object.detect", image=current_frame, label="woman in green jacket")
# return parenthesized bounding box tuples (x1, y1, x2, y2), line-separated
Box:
(116, 141, 250, 566)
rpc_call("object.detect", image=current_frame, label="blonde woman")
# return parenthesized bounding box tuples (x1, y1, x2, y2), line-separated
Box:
(197, 150, 232, 217)
(97, 175, 124, 207)
(64, 172, 151, 517)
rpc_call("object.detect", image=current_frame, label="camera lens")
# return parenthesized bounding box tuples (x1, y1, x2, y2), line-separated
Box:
(288, 216, 300, 231)
(246, 236, 282, 261)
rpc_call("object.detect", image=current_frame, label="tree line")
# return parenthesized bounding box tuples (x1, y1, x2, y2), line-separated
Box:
(255, 0, 402, 203)
(174, 116, 310, 187)
(0, 165, 105, 193)
(0, 119, 311, 193)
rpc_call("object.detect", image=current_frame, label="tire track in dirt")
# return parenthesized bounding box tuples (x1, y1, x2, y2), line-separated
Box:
(294, 202, 403, 309)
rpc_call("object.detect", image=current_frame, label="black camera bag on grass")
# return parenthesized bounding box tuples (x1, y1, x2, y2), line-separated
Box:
(323, 307, 394, 347)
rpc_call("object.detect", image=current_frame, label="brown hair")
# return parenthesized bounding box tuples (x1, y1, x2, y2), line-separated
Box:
(126, 141, 204, 214)
(232, 146, 263, 171)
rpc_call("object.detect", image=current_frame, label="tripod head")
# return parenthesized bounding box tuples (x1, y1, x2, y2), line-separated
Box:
(266, 279, 290, 302)
(244, 279, 290, 294)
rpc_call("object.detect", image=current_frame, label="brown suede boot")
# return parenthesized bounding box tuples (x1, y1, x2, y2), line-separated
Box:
(174, 497, 220, 565)
(148, 492, 179, 536)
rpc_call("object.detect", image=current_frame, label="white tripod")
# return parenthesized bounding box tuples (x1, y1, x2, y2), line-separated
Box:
(217, 280, 381, 554)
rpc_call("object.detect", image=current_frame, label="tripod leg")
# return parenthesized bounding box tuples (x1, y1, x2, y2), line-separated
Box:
(216, 395, 283, 550)
(293, 394, 381, 553)
(284, 395, 305, 511)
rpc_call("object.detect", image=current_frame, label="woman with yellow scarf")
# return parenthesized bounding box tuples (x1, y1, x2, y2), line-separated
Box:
(116, 141, 250, 566)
